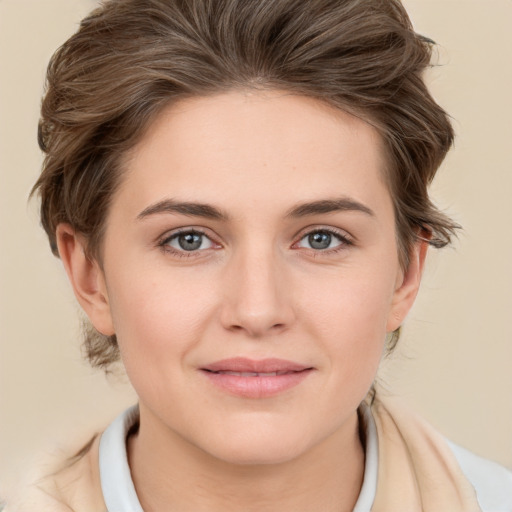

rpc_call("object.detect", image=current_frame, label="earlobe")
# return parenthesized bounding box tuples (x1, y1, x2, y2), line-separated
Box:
(386, 238, 429, 332)
(56, 224, 115, 336)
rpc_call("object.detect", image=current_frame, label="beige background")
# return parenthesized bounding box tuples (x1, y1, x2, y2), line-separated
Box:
(1, 0, 511, 497)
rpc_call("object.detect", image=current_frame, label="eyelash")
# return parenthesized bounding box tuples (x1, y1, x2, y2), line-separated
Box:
(293, 227, 354, 255)
(157, 227, 354, 258)
(158, 228, 217, 258)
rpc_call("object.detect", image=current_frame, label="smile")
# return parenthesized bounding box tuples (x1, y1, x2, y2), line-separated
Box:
(210, 371, 297, 377)
(200, 358, 314, 398)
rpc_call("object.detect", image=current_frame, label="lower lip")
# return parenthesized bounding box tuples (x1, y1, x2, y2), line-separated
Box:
(201, 369, 313, 398)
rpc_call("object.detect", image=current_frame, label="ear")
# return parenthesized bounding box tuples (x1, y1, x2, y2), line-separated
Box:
(386, 237, 429, 332)
(56, 224, 115, 336)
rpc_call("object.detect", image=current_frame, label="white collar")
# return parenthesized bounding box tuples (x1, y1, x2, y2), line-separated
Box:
(99, 403, 378, 512)
(99, 405, 143, 512)
(352, 401, 378, 512)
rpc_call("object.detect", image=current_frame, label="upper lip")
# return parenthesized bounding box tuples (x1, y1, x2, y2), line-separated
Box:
(201, 357, 312, 374)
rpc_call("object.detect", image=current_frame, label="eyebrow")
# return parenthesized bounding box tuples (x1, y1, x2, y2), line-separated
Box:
(137, 199, 228, 221)
(137, 197, 374, 222)
(286, 198, 375, 218)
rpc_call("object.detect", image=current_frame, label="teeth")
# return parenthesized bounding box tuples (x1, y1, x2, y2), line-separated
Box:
(217, 371, 281, 377)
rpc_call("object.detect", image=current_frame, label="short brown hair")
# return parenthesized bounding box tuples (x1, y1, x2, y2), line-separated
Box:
(33, 0, 459, 369)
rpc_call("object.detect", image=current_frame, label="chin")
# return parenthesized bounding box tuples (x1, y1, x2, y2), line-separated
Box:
(212, 440, 307, 467)
(197, 421, 315, 467)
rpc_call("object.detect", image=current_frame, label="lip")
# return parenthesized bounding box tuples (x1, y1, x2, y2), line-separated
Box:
(200, 358, 314, 398)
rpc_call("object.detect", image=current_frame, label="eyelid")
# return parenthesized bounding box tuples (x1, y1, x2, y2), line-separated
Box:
(291, 225, 355, 252)
(157, 227, 222, 255)
(155, 225, 354, 257)
(293, 225, 354, 243)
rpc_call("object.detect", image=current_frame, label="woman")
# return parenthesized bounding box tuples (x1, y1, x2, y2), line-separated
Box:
(7, 0, 512, 510)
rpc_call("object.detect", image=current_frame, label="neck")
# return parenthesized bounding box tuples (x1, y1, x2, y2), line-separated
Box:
(128, 405, 365, 512)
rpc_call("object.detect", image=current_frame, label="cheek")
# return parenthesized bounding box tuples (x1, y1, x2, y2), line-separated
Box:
(332, 284, 389, 368)
(106, 266, 218, 369)
(301, 269, 396, 335)
(298, 266, 396, 375)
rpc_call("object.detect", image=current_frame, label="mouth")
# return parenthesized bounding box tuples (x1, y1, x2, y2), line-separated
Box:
(202, 357, 311, 374)
(206, 370, 299, 377)
(200, 358, 314, 398)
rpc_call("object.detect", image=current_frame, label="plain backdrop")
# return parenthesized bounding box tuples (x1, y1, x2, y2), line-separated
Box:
(1, 0, 511, 497)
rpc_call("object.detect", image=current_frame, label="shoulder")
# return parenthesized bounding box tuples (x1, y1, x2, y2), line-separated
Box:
(5, 435, 107, 512)
(3, 485, 74, 512)
(448, 441, 512, 512)
(371, 394, 512, 510)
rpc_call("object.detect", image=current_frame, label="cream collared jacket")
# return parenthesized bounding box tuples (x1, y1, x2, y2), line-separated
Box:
(6, 397, 505, 511)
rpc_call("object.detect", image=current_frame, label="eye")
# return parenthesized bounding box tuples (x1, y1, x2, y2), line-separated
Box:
(296, 229, 350, 251)
(162, 230, 214, 252)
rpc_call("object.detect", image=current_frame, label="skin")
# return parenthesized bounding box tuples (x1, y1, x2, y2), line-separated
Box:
(57, 90, 427, 512)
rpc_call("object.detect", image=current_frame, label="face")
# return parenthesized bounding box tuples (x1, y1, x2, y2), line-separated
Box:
(66, 90, 423, 465)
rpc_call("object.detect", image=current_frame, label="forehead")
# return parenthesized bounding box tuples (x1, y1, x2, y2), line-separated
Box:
(117, 90, 391, 218)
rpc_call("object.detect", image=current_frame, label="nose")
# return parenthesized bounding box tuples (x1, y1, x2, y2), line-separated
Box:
(220, 243, 295, 338)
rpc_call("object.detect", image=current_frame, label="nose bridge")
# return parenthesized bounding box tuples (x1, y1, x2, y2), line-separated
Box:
(221, 237, 293, 336)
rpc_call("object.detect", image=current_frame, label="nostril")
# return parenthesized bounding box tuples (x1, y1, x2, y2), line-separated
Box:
(219, 282, 296, 336)
(226, 321, 287, 337)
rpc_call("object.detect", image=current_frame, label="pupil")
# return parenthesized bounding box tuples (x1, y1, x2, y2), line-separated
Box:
(309, 232, 331, 250)
(178, 233, 202, 251)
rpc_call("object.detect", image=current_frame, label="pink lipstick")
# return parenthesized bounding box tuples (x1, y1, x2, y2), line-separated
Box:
(200, 358, 313, 398)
